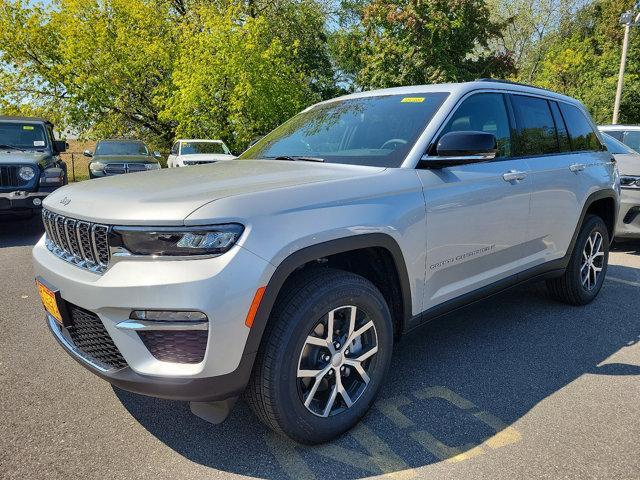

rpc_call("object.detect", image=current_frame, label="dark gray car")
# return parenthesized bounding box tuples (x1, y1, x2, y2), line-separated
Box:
(84, 139, 161, 178)
(0, 116, 68, 214)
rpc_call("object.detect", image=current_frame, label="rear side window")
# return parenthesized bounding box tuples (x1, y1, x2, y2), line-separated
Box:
(549, 101, 571, 152)
(440, 93, 512, 157)
(510, 95, 559, 156)
(558, 103, 602, 151)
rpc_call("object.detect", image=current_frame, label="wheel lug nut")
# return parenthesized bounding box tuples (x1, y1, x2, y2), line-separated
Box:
(323, 354, 330, 362)
(345, 349, 350, 355)
(335, 342, 341, 349)
(340, 366, 346, 373)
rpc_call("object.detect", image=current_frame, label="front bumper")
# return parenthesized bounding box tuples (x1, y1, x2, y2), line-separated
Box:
(47, 315, 256, 401)
(615, 188, 640, 239)
(0, 191, 47, 211)
(33, 236, 275, 401)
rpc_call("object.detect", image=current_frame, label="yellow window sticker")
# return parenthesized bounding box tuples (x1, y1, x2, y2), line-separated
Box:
(401, 97, 425, 103)
(22, 125, 34, 130)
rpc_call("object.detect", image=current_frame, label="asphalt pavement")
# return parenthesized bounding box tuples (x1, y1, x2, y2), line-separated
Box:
(1, 215, 638, 479)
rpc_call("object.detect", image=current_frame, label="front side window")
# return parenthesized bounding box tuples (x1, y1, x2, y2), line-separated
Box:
(511, 95, 559, 156)
(0, 122, 48, 150)
(95, 141, 149, 156)
(439, 93, 512, 157)
(558, 103, 602, 152)
(240, 93, 449, 167)
(170, 143, 179, 155)
(181, 142, 229, 155)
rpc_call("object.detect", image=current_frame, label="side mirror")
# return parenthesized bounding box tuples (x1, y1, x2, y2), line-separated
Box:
(153, 151, 162, 159)
(53, 140, 67, 153)
(83, 150, 93, 157)
(422, 131, 497, 168)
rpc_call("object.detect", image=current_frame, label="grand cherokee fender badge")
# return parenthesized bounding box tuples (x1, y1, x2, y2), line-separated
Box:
(59, 196, 71, 206)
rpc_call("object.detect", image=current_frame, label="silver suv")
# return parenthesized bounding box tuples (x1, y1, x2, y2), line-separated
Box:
(33, 80, 619, 444)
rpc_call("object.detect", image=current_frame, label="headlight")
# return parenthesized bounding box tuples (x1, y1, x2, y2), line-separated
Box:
(620, 175, 640, 188)
(90, 161, 105, 172)
(145, 162, 161, 170)
(111, 224, 244, 257)
(18, 166, 36, 181)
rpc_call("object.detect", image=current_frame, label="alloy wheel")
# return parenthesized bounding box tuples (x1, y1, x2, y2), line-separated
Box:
(296, 305, 379, 417)
(581, 230, 605, 291)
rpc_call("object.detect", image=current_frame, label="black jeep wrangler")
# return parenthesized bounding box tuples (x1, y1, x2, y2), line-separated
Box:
(0, 116, 68, 215)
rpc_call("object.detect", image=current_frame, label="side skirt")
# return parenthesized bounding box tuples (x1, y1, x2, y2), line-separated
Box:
(405, 258, 567, 332)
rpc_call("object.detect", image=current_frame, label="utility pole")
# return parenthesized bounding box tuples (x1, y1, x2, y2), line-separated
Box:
(613, 4, 640, 124)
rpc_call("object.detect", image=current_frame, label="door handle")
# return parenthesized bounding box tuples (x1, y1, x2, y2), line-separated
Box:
(502, 170, 527, 182)
(569, 163, 586, 172)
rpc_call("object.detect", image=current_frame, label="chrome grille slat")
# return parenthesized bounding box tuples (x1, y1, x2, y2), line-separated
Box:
(42, 208, 110, 274)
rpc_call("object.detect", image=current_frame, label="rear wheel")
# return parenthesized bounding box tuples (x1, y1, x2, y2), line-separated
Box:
(245, 268, 393, 444)
(546, 214, 609, 305)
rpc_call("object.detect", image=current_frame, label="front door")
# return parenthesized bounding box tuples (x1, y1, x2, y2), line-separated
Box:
(416, 92, 533, 310)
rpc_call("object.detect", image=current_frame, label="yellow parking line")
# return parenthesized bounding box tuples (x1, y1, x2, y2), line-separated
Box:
(608, 276, 640, 288)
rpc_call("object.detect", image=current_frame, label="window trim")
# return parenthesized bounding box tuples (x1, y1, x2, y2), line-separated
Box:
(420, 88, 606, 168)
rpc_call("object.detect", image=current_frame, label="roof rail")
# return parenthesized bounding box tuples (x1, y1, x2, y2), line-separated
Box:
(475, 78, 558, 94)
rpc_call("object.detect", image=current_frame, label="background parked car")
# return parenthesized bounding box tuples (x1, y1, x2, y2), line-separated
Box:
(167, 139, 235, 167)
(0, 116, 68, 215)
(599, 125, 640, 152)
(600, 131, 640, 240)
(84, 139, 161, 178)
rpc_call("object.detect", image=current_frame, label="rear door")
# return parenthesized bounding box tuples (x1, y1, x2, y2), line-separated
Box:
(417, 92, 533, 309)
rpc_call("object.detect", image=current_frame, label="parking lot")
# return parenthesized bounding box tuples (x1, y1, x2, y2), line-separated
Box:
(1, 215, 638, 479)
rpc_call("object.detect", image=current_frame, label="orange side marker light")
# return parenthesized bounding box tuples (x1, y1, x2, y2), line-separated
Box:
(245, 286, 266, 328)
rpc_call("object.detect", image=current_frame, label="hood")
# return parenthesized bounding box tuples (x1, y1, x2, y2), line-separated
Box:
(181, 153, 235, 162)
(0, 150, 49, 165)
(43, 159, 385, 225)
(92, 154, 155, 163)
(614, 153, 640, 176)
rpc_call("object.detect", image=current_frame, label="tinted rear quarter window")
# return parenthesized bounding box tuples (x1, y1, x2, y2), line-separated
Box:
(511, 95, 559, 156)
(558, 103, 602, 151)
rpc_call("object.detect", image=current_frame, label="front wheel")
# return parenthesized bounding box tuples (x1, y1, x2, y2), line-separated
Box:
(245, 268, 393, 444)
(546, 214, 609, 305)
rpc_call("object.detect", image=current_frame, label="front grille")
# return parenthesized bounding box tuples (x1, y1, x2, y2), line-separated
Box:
(104, 163, 147, 175)
(0, 165, 21, 188)
(623, 207, 640, 224)
(138, 330, 208, 364)
(42, 208, 111, 273)
(65, 303, 128, 370)
(184, 160, 214, 166)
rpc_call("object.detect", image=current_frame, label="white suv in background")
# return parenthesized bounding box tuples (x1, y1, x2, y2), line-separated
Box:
(167, 139, 235, 167)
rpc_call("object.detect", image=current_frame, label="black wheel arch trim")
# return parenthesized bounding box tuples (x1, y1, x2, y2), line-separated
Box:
(566, 188, 618, 256)
(242, 233, 413, 356)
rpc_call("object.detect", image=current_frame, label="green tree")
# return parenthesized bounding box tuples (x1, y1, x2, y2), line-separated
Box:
(165, 4, 316, 151)
(530, 0, 640, 124)
(336, 0, 515, 89)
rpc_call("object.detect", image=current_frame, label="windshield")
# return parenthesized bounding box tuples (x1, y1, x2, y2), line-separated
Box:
(0, 122, 48, 150)
(96, 141, 149, 156)
(181, 142, 229, 155)
(240, 93, 449, 167)
(601, 132, 638, 155)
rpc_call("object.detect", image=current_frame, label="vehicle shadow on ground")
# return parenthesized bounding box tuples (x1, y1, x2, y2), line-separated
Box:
(613, 240, 640, 256)
(115, 263, 640, 479)
(0, 214, 44, 248)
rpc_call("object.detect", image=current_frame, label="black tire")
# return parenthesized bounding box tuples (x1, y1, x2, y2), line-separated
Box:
(245, 267, 393, 444)
(546, 214, 609, 305)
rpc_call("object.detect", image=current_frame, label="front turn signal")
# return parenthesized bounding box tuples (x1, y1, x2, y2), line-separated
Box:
(245, 286, 266, 328)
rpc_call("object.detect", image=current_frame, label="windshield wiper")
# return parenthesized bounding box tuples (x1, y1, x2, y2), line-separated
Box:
(0, 144, 25, 151)
(271, 155, 325, 163)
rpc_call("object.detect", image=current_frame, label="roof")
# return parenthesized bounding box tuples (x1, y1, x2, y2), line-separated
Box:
(599, 124, 640, 131)
(98, 138, 146, 143)
(0, 115, 52, 125)
(176, 139, 225, 143)
(310, 80, 579, 109)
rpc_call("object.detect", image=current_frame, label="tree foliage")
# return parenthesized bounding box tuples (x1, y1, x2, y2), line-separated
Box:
(2, 0, 640, 148)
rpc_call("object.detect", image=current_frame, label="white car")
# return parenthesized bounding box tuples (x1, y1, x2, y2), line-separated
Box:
(167, 139, 235, 167)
